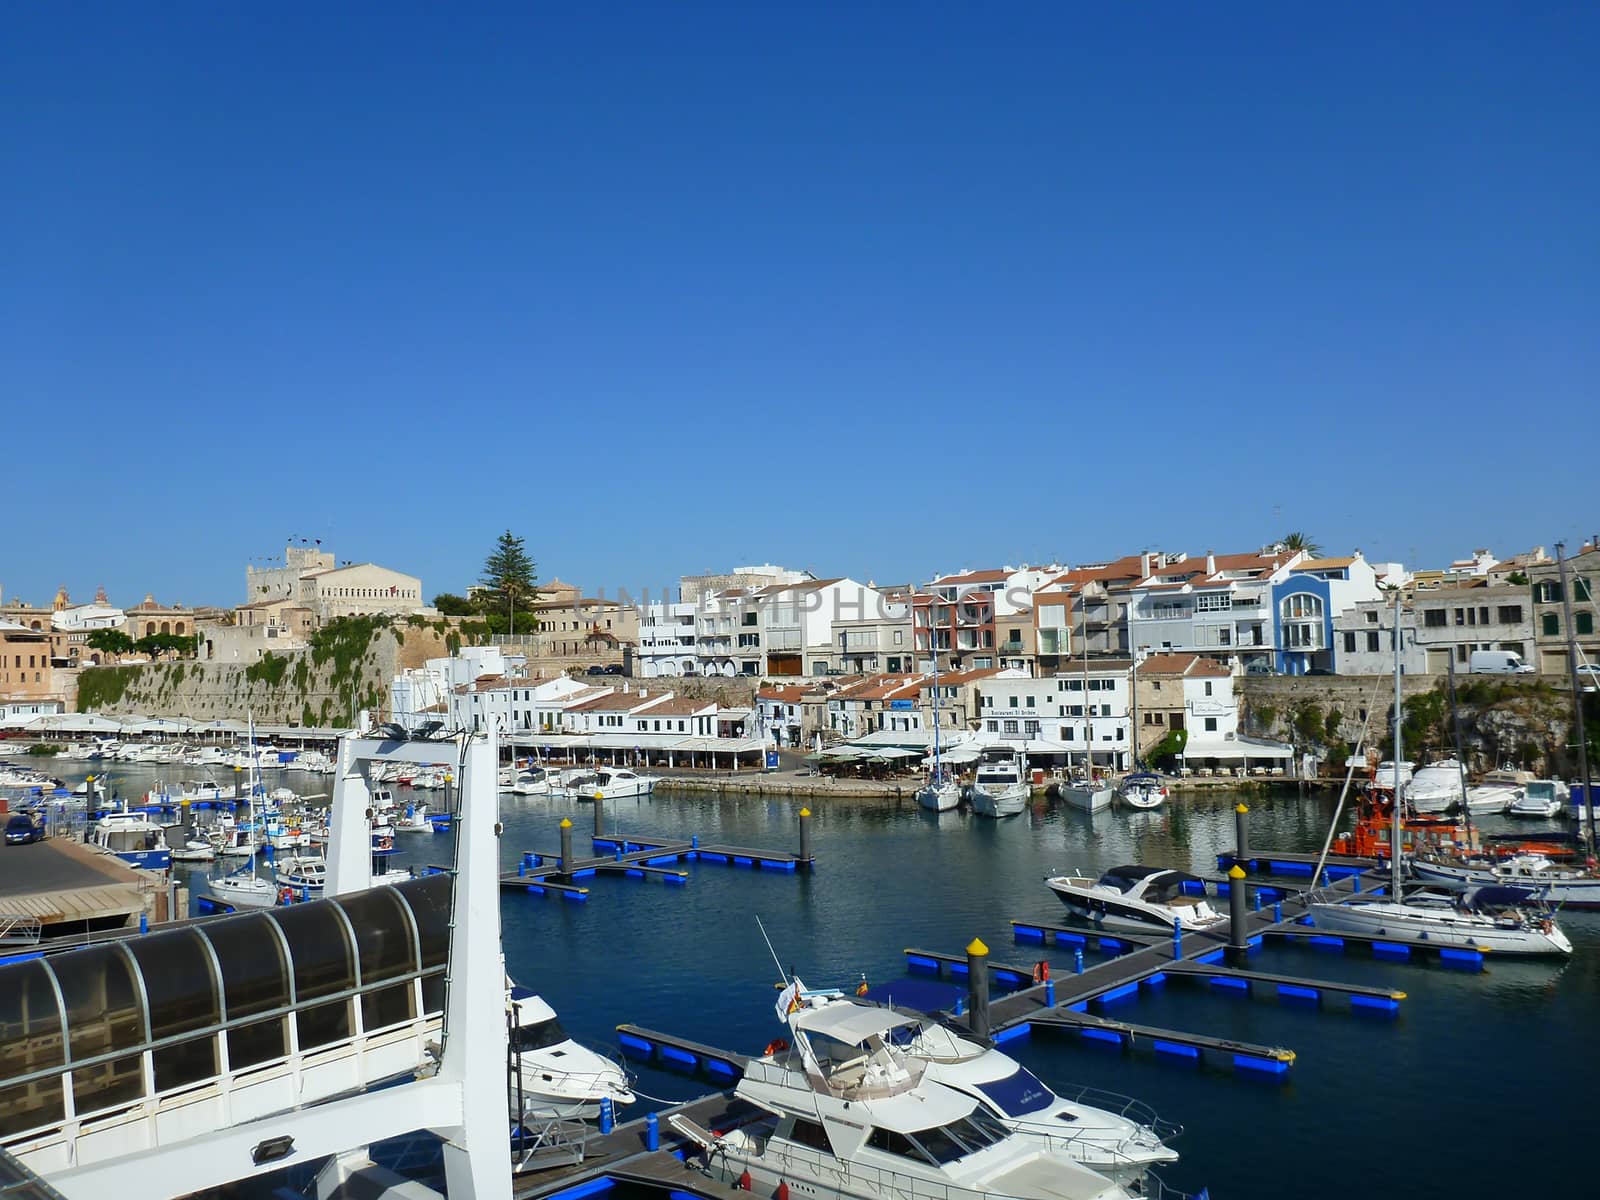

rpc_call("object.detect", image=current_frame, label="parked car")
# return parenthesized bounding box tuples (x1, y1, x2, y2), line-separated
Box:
(1244, 661, 1274, 675)
(4, 813, 44, 845)
(586, 666, 606, 676)
(602, 665, 624, 675)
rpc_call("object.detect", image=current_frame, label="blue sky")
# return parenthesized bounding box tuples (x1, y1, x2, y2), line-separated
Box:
(3, 3, 1595, 609)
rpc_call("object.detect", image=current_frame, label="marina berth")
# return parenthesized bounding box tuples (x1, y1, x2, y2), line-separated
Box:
(1307, 886, 1572, 956)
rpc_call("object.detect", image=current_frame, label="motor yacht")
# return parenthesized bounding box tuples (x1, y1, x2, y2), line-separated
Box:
(970, 756, 1028, 818)
(800, 987, 1179, 1184)
(1411, 852, 1600, 908)
(1373, 760, 1414, 789)
(507, 985, 635, 1120)
(580, 768, 659, 800)
(1405, 760, 1466, 814)
(1307, 885, 1572, 956)
(510, 767, 553, 796)
(1045, 865, 1225, 933)
(90, 810, 171, 869)
(1508, 779, 1567, 818)
(683, 986, 1134, 1200)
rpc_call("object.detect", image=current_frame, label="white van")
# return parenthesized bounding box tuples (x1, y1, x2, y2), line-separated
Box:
(1469, 650, 1534, 674)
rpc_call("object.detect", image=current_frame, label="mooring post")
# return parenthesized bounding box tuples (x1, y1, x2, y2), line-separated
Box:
(798, 806, 813, 867)
(559, 818, 573, 874)
(966, 937, 991, 1038)
(593, 795, 605, 838)
(1254, 891, 1263, 912)
(1234, 802, 1250, 867)
(1228, 864, 1249, 952)
(646, 1111, 659, 1151)
(1353, 873, 1362, 893)
(1172, 922, 1183, 960)
(1073, 947, 1084, 974)
(1044, 977, 1055, 1006)
(1274, 900, 1283, 922)
(599, 1097, 614, 1134)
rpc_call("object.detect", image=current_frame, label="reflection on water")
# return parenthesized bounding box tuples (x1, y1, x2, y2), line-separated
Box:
(30, 763, 1600, 1198)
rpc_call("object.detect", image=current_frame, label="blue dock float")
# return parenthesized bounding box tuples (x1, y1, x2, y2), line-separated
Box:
(1030, 1010, 1297, 1075)
(1008, 920, 1160, 955)
(614, 1024, 750, 1083)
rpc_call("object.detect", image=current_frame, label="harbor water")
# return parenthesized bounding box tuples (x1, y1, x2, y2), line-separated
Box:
(28, 764, 1600, 1197)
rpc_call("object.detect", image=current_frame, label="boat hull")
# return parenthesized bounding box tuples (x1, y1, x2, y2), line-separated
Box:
(1307, 900, 1571, 956)
(917, 783, 961, 812)
(971, 782, 1028, 818)
(1061, 784, 1114, 813)
(1411, 860, 1600, 909)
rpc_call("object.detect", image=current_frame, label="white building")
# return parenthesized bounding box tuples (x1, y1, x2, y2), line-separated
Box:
(1135, 652, 1294, 772)
(246, 543, 426, 621)
(975, 664, 1133, 770)
(1, 699, 66, 728)
(756, 684, 810, 747)
(635, 600, 700, 677)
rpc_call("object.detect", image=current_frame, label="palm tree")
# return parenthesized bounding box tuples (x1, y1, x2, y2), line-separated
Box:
(1279, 531, 1322, 558)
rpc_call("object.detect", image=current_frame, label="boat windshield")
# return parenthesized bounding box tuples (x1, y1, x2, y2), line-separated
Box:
(973, 1064, 1055, 1117)
(512, 1015, 568, 1052)
(868, 1108, 1010, 1166)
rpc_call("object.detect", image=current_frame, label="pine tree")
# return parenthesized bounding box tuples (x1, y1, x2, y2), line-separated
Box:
(480, 530, 538, 634)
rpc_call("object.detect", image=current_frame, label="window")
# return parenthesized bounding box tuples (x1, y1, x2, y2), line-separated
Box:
(1002, 719, 1018, 734)
(1424, 610, 1447, 628)
(1204, 681, 1213, 696)
(1543, 614, 1560, 637)
(1367, 631, 1380, 652)
(1454, 608, 1465, 626)
(788, 1118, 832, 1153)
(1024, 720, 1040, 736)
(1577, 578, 1593, 602)
(1535, 581, 1562, 604)
(1196, 592, 1231, 612)
(1580, 613, 1595, 636)
(1342, 631, 1357, 653)
(1498, 605, 1523, 624)
(1204, 717, 1218, 732)
(1366, 610, 1378, 624)
(1060, 726, 1073, 741)
(1457, 645, 1470, 662)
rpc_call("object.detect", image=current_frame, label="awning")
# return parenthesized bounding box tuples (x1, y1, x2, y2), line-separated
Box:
(1182, 736, 1295, 762)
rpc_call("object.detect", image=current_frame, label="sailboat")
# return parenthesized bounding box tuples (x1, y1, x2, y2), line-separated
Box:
(1308, 590, 1574, 954)
(916, 650, 960, 812)
(207, 716, 280, 909)
(1060, 613, 1113, 812)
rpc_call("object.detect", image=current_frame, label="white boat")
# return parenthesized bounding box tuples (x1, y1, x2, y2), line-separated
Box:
(1465, 784, 1520, 814)
(1045, 865, 1225, 933)
(508, 985, 635, 1120)
(579, 768, 658, 800)
(90, 810, 171, 870)
(392, 800, 435, 832)
(917, 659, 961, 812)
(1406, 760, 1466, 813)
(207, 868, 280, 909)
(1411, 852, 1600, 909)
(1373, 760, 1414, 789)
(510, 767, 553, 796)
(969, 756, 1028, 818)
(688, 984, 1134, 1200)
(1307, 886, 1572, 956)
(1509, 779, 1566, 818)
(800, 987, 1178, 1184)
(1115, 772, 1167, 811)
(1060, 777, 1114, 813)
(275, 853, 327, 895)
(164, 824, 217, 862)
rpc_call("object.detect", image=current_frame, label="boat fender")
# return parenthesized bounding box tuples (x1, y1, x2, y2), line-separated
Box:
(739, 1170, 752, 1191)
(763, 1038, 789, 1056)
(777, 1183, 790, 1200)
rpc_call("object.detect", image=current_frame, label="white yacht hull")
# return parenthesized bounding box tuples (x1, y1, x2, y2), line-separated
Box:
(1047, 879, 1224, 934)
(1061, 784, 1114, 813)
(1307, 899, 1571, 956)
(1508, 798, 1563, 817)
(970, 782, 1028, 818)
(1465, 785, 1519, 814)
(1116, 783, 1166, 811)
(917, 782, 961, 812)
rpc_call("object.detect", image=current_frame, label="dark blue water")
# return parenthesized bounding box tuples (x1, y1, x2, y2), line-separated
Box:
(35, 765, 1600, 1198)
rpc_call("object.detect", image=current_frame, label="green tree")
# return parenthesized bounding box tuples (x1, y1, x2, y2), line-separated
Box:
(85, 629, 135, 659)
(1279, 531, 1322, 558)
(133, 632, 193, 660)
(432, 592, 478, 616)
(480, 530, 538, 634)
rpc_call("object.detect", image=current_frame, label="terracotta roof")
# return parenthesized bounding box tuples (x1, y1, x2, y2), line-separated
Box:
(758, 685, 810, 704)
(924, 668, 1004, 688)
(1137, 653, 1231, 678)
(565, 691, 657, 713)
(1294, 557, 1357, 571)
(630, 696, 715, 717)
(754, 577, 842, 596)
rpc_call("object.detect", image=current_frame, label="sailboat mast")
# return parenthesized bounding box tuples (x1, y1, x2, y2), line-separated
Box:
(1081, 595, 1092, 776)
(1556, 543, 1597, 861)
(1445, 650, 1473, 843)
(1391, 588, 1404, 897)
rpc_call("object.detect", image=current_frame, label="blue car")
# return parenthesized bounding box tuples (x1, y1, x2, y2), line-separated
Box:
(4, 813, 44, 845)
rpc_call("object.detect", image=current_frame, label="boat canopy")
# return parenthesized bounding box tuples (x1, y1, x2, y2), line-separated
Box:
(1467, 885, 1541, 909)
(792, 1002, 911, 1045)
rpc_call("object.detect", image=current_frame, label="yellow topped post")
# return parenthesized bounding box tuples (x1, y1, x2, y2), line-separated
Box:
(798, 806, 814, 866)
(965, 936, 991, 1038)
(1228, 865, 1247, 880)
(966, 936, 990, 956)
(1234, 800, 1251, 865)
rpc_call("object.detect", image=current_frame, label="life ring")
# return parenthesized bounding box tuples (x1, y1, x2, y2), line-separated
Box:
(278, 887, 294, 906)
(763, 1038, 789, 1056)
(1031, 960, 1050, 983)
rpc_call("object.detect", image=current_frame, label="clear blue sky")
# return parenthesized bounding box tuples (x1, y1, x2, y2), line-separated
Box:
(3, 3, 1595, 609)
